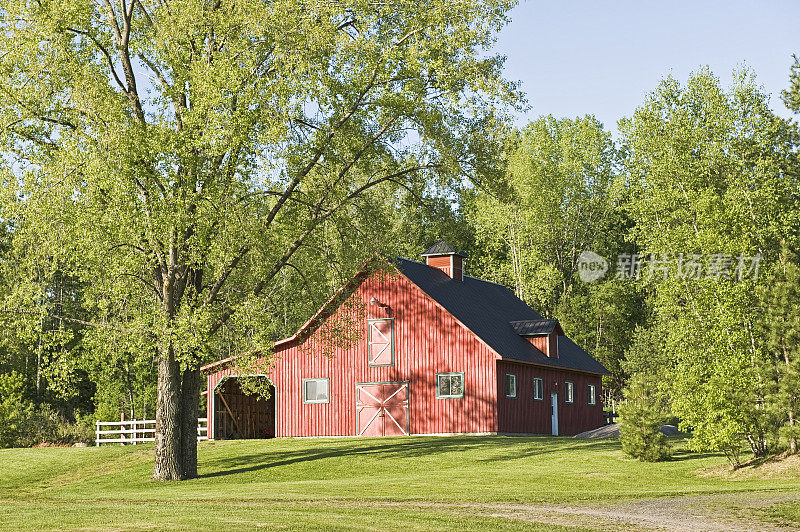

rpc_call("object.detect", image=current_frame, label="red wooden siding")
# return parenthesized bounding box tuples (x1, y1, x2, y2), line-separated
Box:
(426, 255, 451, 276)
(452, 255, 463, 281)
(208, 271, 500, 437)
(549, 333, 558, 358)
(526, 336, 547, 355)
(496, 361, 603, 435)
(424, 255, 463, 281)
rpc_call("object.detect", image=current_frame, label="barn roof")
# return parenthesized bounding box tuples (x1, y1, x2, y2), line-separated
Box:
(395, 258, 609, 375)
(509, 319, 561, 336)
(421, 240, 469, 258)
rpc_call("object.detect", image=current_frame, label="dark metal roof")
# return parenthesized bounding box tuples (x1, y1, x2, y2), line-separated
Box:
(395, 258, 609, 375)
(421, 240, 469, 258)
(510, 319, 559, 336)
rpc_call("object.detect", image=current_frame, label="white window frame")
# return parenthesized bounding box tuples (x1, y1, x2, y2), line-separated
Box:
(533, 377, 544, 400)
(565, 381, 574, 404)
(302, 378, 330, 404)
(588, 384, 596, 405)
(436, 372, 465, 399)
(505, 373, 517, 398)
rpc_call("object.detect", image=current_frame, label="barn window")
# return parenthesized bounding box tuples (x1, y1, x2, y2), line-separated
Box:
(565, 381, 574, 403)
(302, 378, 330, 404)
(588, 384, 596, 405)
(367, 319, 394, 366)
(436, 372, 465, 399)
(533, 377, 544, 400)
(505, 374, 517, 398)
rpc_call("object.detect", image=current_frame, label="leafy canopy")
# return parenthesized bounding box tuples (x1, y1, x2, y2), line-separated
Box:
(0, 0, 519, 367)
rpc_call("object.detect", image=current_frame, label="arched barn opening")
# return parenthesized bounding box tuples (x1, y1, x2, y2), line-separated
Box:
(213, 376, 276, 439)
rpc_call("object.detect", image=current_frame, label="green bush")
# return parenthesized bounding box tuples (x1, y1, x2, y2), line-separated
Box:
(620, 374, 672, 461)
(0, 371, 93, 448)
(0, 399, 59, 448)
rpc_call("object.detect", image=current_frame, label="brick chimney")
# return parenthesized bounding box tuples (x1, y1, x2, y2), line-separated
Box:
(421, 240, 468, 281)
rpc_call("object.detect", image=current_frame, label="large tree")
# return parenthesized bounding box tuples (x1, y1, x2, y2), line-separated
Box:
(618, 68, 799, 463)
(0, 0, 517, 479)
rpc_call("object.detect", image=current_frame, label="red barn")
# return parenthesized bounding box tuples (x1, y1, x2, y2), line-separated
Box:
(202, 241, 609, 439)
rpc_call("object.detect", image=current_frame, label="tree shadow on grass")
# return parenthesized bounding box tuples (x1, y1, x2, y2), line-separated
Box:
(477, 438, 622, 462)
(198, 436, 617, 478)
(669, 448, 722, 462)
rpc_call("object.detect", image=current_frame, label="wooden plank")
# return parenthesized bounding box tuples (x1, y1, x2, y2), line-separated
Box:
(217, 392, 243, 435)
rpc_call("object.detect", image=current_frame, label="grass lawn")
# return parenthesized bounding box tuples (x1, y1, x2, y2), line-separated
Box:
(764, 501, 800, 527)
(2, 436, 799, 530)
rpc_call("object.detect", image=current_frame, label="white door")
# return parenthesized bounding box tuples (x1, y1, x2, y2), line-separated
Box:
(551, 392, 559, 436)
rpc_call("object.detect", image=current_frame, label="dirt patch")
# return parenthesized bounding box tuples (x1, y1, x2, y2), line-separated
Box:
(697, 453, 800, 480)
(32, 442, 73, 448)
(354, 492, 800, 531)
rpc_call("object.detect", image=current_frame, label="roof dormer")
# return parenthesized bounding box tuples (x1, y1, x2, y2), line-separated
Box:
(510, 319, 563, 358)
(421, 240, 468, 282)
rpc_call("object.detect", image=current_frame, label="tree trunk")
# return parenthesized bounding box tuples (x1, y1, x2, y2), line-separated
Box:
(153, 348, 184, 481)
(180, 367, 201, 479)
(783, 345, 798, 454)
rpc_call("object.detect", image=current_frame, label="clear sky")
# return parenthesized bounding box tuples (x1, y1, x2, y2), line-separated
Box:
(494, 0, 799, 132)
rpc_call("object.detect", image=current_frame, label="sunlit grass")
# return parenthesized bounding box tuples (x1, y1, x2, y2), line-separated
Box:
(2, 436, 798, 530)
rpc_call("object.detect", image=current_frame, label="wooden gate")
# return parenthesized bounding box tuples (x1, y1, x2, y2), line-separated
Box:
(356, 381, 409, 436)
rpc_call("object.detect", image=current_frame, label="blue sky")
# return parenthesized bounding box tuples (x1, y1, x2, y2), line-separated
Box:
(494, 0, 799, 132)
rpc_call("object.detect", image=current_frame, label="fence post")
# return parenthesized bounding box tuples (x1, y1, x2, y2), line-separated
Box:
(95, 420, 100, 446)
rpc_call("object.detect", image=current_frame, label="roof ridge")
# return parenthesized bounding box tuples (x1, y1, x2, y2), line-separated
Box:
(400, 259, 514, 291)
(421, 240, 469, 258)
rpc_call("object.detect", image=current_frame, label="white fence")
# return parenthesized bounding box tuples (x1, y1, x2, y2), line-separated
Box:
(95, 418, 208, 446)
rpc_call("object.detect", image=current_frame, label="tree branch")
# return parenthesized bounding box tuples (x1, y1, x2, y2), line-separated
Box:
(65, 27, 127, 93)
(207, 163, 437, 336)
(0, 308, 135, 333)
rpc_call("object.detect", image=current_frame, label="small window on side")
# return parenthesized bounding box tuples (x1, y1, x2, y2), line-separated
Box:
(505, 374, 517, 398)
(588, 384, 596, 405)
(436, 372, 465, 399)
(533, 377, 544, 400)
(565, 381, 574, 403)
(303, 378, 330, 404)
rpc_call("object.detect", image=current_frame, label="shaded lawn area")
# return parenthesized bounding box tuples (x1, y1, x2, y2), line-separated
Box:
(2, 436, 799, 530)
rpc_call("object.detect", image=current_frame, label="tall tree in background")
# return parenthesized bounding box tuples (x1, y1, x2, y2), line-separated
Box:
(467, 115, 618, 313)
(0, 0, 517, 479)
(618, 68, 799, 463)
(758, 249, 800, 454)
(466, 115, 639, 395)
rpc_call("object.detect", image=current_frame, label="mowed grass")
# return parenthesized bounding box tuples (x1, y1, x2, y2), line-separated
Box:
(764, 501, 800, 527)
(2, 436, 799, 530)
